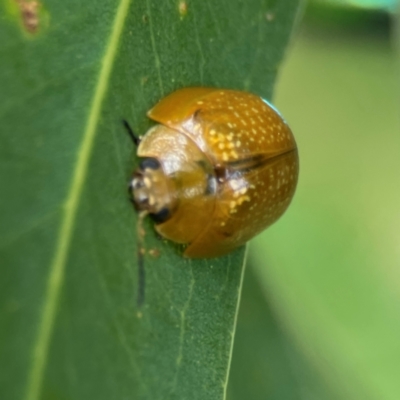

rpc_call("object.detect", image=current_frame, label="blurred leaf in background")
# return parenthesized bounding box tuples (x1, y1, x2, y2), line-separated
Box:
(228, 266, 339, 400)
(236, 5, 400, 400)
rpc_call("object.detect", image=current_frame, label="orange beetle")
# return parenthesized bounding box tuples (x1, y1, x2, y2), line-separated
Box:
(130, 87, 299, 258)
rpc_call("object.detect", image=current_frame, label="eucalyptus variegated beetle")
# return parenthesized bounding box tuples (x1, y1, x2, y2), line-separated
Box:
(128, 87, 299, 259)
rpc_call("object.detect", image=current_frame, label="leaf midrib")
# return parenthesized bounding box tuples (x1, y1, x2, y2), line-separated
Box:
(24, 1, 132, 398)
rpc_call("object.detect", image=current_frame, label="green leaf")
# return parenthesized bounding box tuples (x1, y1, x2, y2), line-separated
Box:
(251, 23, 400, 400)
(0, 1, 300, 399)
(228, 265, 339, 400)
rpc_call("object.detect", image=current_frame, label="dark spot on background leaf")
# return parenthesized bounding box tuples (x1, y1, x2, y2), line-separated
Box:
(14, 0, 42, 34)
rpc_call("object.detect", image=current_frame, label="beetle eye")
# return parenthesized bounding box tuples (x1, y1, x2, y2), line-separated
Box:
(129, 177, 143, 191)
(151, 207, 170, 223)
(140, 157, 160, 170)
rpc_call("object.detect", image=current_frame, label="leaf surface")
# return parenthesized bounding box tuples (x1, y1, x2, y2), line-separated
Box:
(0, 1, 300, 399)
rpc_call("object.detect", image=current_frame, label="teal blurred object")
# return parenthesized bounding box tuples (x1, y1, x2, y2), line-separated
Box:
(313, 0, 396, 12)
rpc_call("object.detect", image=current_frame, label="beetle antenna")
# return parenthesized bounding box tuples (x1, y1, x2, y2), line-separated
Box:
(123, 119, 141, 147)
(136, 210, 148, 307)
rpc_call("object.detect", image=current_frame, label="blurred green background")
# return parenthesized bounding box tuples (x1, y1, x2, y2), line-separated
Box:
(229, 5, 400, 400)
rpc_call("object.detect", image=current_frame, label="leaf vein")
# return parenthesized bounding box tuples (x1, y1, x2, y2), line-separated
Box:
(23, 1, 132, 399)
(146, 0, 164, 96)
(169, 264, 195, 397)
(192, 10, 205, 83)
(0, 209, 60, 251)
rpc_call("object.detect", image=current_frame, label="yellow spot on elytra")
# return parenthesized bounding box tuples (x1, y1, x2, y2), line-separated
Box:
(237, 195, 250, 205)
